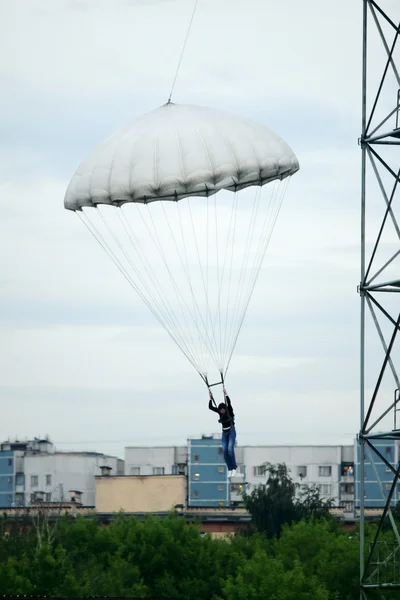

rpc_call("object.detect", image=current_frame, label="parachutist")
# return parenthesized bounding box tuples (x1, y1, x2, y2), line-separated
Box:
(208, 386, 237, 478)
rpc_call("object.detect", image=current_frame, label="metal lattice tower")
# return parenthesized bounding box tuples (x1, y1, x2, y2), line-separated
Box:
(359, 1, 400, 598)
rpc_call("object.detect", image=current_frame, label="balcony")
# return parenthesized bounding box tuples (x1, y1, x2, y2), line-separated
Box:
(230, 490, 244, 502)
(340, 475, 354, 483)
(15, 457, 24, 472)
(231, 471, 245, 482)
(341, 493, 355, 502)
(230, 482, 246, 502)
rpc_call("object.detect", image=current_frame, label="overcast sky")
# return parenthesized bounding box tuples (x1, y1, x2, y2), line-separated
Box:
(1, 0, 399, 460)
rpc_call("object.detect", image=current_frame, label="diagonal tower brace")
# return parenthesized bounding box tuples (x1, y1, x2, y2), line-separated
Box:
(359, 1, 400, 597)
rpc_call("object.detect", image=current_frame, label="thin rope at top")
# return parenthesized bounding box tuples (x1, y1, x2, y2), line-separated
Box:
(168, 0, 199, 103)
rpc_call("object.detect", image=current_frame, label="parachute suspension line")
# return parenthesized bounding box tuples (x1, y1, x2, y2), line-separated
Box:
(240, 178, 290, 320)
(218, 189, 239, 370)
(222, 185, 262, 371)
(175, 199, 218, 376)
(169, 201, 206, 375)
(137, 203, 206, 373)
(186, 197, 222, 372)
(96, 206, 201, 372)
(213, 194, 223, 372)
(97, 206, 191, 361)
(143, 200, 226, 375)
(115, 206, 201, 369)
(160, 200, 220, 374)
(224, 185, 277, 374)
(224, 177, 291, 376)
(77, 209, 201, 375)
(168, 0, 199, 103)
(206, 195, 210, 375)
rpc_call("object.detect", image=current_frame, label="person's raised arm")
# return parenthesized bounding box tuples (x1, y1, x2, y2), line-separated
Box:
(208, 389, 219, 413)
(223, 387, 234, 418)
(223, 386, 232, 406)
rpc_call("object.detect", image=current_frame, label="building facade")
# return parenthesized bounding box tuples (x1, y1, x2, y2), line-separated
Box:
(125, 437, 355, 510)
(124, 445, 187, 477)
(14, 434, 400, 513)
(0, 439, 49, 508)
(243, 444, 355, 512)
(354, 437, 399, 509)
(0, 437, 124, 507)
(188, 436, 228, 507)
(24, 452, 124, 506)
(0, 449, 16, 508)
(96, 474, 186, 513)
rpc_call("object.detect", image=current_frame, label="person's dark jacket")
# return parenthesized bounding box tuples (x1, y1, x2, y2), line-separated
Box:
(209, 393, 235, 430)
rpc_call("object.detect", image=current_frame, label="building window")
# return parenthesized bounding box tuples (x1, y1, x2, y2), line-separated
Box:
(218, 448, 223, 455)
(218, 484, 224, 491)
(297, 466, 307, 478)
(45, 493, 52, 502)
(8, 494, 12, 502)
(15, 493, 24, 507)
(16, 473, 24, 485)
(193, 473, 200, 480)
(31, 475, 39, 487)
(153, 467, 164, 475)
(218, 466, 224, 473)
(8, 458, 12, 466)
(342, 465, 354, 476)
(217, 501, 224, 507)
(193, 491, 199, 498)
(386, 484, 391, 490)
(231, 483, 244, 492)
(194, 454, 200, 462)
(320, 484, 331, 495)
(386, 464, 392, 472)
(342, 484, 354, 494)
(8, 476, 12, 485)
(253, 466, 264, 476)
(130, 467, 140, 475)
(46, 475, 52, 486)
(318, 466, 332, 477)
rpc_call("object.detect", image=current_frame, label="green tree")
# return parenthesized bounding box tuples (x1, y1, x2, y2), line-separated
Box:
(243, 462, 336, 538)
(274, 519, 359, 600)
(297, 483, 335, 521)
(243, 462, 301, 538)
(218, 549, 329, 600)
(2, 508, 395, 599)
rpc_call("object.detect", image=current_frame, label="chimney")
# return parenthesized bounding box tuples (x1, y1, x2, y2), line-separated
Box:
(69, 490, 83, 504)
(100, 465, 112, 477)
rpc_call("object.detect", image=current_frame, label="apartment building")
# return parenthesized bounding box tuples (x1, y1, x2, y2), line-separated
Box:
(0, 437, 124, 507)
(124, 436, 355, 510)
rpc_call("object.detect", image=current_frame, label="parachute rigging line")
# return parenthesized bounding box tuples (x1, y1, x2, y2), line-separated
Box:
(168, 0, 199, 103)
(75, 179, 289, 382)
(224, 177, 290, 376)
(77, 208, 203, 376)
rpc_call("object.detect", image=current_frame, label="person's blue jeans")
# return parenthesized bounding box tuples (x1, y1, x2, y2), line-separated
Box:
(221, 427, 237, 471)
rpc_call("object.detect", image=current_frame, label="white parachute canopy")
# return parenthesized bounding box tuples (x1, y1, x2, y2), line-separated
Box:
(65, 102, 299, 383)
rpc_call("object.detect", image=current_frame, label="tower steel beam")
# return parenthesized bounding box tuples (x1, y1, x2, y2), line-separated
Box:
(359, 1, 400, 597)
